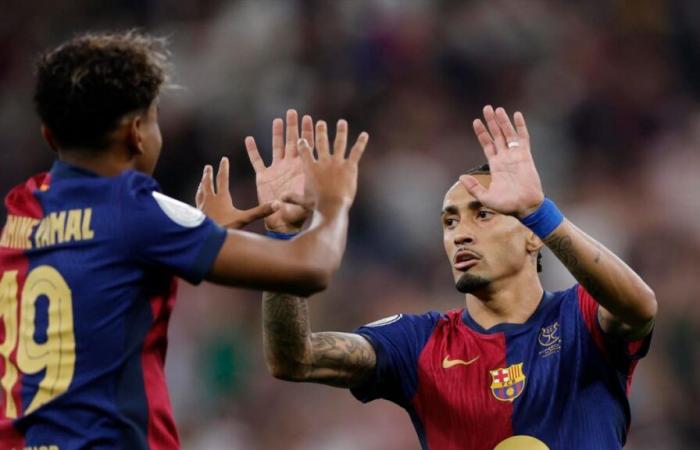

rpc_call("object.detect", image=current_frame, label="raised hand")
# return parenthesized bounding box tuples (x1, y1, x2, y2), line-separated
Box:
(245, 110, 310, 233)
(298, 119, 369, 208)
(459, 105, 544, 218)
(195, 157, 279, 229)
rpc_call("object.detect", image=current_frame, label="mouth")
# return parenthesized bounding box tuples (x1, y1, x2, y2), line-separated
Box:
(453, 249, 480, 271)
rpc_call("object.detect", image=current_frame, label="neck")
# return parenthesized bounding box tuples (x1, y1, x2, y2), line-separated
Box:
(465, 269, 543, 330)
(57, 148, 135, 177)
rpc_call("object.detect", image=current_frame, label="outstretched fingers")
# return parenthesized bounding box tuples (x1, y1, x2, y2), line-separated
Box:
(300, 115, 314, 157)
(284, 109, 299, 160)
(483, 105, 507, 152)
(297, 138, 315, 165)
(333, 119, 348, 160)
(495, 107, 519, 146)
(315, 120, 331, 160)
(216, 157, 230, 195)
(272, 117, 284, 162)
(245, 137, 266, 173)
(348, 132, 369, 164)
(513, 111, 529, 140)
(473, 119, 497, 159)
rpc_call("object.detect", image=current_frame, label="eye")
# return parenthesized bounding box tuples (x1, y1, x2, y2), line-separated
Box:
(443, 218, 457, 228)
(477, 209, 494, 220)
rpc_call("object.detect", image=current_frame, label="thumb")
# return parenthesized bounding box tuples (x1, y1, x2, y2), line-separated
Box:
(234, 201, 280, 228)
(459, 175, 488, 201)
(280, 192, 314, 210)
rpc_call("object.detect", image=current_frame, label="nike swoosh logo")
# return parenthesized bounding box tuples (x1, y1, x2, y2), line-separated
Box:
(442, 355, 480, 369)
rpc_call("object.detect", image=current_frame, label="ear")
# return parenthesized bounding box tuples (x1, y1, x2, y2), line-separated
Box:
(41, 125, 59, 152)
(525, 230, 543, 255)
(127, 114, 145, 156)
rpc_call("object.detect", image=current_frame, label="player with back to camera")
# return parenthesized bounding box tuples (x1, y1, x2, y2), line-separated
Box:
(202, 106, 657, 450)
(0, 31, 368, 449)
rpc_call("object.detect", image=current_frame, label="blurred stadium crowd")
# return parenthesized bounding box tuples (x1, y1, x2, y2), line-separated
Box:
(1, 0, 699, 449)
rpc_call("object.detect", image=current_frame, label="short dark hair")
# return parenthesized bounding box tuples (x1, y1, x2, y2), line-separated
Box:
(34, 30, 170, 151)
(464, 163, 543, 272)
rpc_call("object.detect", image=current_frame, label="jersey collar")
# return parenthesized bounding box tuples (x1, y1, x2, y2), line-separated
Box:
(461, 290, 555, 335)
(49, 160, 102, 181)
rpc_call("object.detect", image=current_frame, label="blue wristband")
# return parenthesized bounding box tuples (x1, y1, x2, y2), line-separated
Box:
(519, 198, 564, 239)
(265, 230, 299, 240)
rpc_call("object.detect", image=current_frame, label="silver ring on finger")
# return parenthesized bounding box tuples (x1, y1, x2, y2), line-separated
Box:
(507, 140, 520, 149)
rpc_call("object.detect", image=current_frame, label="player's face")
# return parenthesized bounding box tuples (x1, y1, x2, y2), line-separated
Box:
(442, 176, 535, 294)
(132, 101, 162, 175)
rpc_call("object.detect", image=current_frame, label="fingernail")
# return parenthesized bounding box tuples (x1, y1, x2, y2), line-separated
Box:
(298, 138, 308, 147)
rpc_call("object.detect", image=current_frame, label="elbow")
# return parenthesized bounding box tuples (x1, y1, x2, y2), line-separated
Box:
(638, 286, 658, 323)
(291, 264, 332, 297)
(266, 360, 307, 382)
(626, 285, 657, 326)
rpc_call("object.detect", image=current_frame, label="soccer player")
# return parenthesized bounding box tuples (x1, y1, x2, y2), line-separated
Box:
(237, 106, 656, 449)
(0, 32, 368, 449)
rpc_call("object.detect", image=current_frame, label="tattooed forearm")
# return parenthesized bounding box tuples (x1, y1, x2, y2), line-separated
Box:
(262, 292, 312, 372)
(543, 220, 656, 338)
(543, 232, 607, 301)
(262, 292, 377, 388)
(307, 332, 377, 387)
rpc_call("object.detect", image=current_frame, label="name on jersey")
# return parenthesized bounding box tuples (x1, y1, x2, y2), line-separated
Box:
(0, 209, 95, 250)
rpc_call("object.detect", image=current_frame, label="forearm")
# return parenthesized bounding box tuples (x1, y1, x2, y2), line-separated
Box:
(543, 219, 657, 328)
(291, 197, 351, 275)
(262, 291, 376, 388)
(262, 291, 313, 378)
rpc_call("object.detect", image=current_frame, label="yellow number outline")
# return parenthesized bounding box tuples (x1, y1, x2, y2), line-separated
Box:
(0, 266, 76, 417)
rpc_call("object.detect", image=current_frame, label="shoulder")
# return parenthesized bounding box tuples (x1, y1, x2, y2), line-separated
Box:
(354, 311, 445, 350)
(358, 311, 444, 332)
(4, 172, 50, 215)
(118, 170, 161, 199)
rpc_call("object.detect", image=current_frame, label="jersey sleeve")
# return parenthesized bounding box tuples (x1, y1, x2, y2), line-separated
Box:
(119, 172, 227, 285)
(576, 284, 653, 367)
(350, 312, 442, 407)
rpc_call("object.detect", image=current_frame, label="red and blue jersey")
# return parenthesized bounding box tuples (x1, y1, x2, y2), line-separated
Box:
(0, 161, 226, 449)
(351, 286, 652, 450)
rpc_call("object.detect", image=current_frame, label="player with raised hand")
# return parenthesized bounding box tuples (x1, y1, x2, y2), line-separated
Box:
(259, 105, 656, 449)
(0, 32, 367, 449)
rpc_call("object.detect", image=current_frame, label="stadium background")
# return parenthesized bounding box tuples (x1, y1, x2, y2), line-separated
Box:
(1, 0, 699, 448)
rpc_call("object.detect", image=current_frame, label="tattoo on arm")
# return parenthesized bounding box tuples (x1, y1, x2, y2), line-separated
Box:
(544, 228, 654, 340)
(262, 292, 376, 388)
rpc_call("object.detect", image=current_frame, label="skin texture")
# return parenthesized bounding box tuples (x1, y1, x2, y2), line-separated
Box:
(258, 105, 657, 389)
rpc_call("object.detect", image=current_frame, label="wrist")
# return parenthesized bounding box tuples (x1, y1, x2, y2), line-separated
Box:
(266, 230, 299, 240)
(316, 194, 353, 212)
(519, 198, 564, 239)
(264, 223, 302, 234)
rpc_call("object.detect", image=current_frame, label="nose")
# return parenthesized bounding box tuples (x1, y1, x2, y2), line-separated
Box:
(453, 227, 475, 245)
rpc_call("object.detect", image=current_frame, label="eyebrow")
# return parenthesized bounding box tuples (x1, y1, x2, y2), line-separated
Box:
(441, 201, 483, 216)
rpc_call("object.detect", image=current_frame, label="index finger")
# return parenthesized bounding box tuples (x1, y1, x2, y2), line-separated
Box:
(348, 132, 369, 164)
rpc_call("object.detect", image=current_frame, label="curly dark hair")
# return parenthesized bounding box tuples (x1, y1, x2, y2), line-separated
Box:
(34, 30, 171, 151)
(464, 163, 544, 273)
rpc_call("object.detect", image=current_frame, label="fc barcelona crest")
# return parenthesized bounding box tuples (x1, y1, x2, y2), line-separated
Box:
(489, 363, 526, 402)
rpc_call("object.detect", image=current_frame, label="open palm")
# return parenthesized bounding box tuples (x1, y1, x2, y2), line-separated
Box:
(245, 110, 311, 232)
(460, 106, 544, 218)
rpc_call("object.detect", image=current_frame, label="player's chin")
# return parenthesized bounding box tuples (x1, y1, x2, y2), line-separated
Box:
(454, 272, 491, 294)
